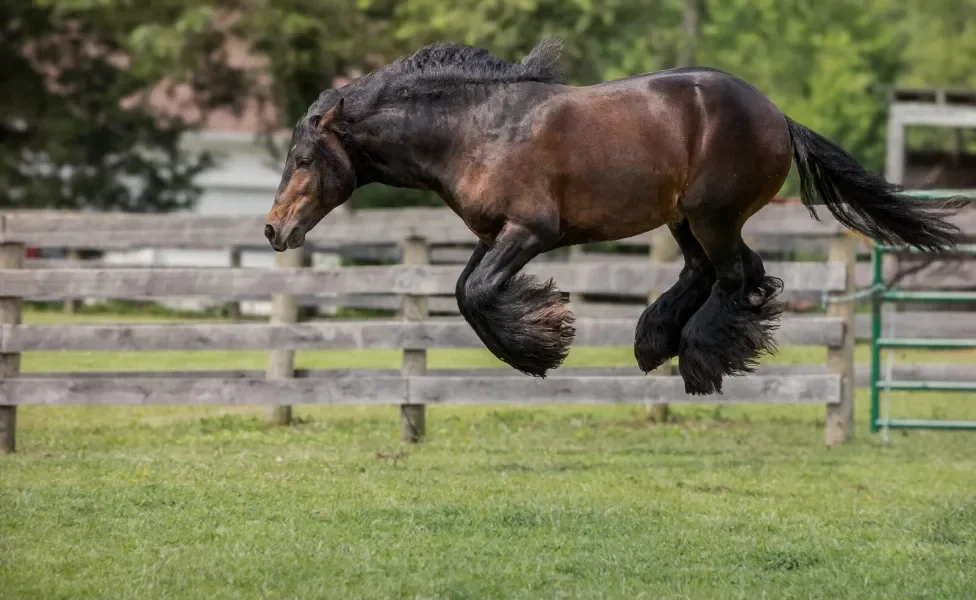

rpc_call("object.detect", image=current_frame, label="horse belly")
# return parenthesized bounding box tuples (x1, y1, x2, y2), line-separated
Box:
(558, 173, 677, 243)
(554, 124, 685, 243)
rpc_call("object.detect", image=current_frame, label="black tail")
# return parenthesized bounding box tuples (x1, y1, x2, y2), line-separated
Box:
(784, 115, 966, 251)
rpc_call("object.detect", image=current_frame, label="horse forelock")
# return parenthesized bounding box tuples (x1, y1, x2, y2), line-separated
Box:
(306, 90, 341, 120)
(289, 116, 319, 150)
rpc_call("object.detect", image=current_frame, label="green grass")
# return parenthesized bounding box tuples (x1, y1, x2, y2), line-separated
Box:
(3, 308, 976, 599)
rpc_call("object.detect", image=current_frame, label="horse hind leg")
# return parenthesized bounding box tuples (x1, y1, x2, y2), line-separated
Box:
(677, 220, 785, 395)
(741, 243, 784, 323)
(634, 219, 716, 373)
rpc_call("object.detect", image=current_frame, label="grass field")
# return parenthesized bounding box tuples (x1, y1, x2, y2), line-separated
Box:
(2, 308, 976, 599)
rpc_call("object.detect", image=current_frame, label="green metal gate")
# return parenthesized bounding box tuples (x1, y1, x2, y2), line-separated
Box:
(869, 240, 976, 432)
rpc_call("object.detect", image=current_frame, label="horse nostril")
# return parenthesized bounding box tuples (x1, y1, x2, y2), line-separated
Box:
(264, 224, 275, 242)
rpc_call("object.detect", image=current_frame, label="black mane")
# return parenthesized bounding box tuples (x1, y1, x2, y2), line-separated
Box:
(305, 38, 565, 119)
(385, 37, 565, 86)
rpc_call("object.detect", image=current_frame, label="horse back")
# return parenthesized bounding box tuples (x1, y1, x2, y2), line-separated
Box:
(454, 68, 790, 244)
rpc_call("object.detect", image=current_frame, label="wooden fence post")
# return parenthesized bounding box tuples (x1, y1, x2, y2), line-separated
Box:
(63, 248, 82, 314)
(825, 233, 855, 446)
(647, 228, 679, 423)
(568, 245, 585, 307)
(226, 247, 242, 321)
(400, 235, 428, 443)
(266, 247, 304, 426)
(1, 242, 24, 454)
(298, 247, 317, 321)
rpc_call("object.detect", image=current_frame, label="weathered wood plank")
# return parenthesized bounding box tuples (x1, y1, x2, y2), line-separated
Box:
(24, 256, 103, 270)
(0, 260, 847, 299)
(0, 316, 844, 352)
(399, 235, 429, 442)
(569, 302, 659, 320)
(26, 248, 972, 295)
(0, 376, 408, 406)
(0, 373, 841, 405)
(18, 363, 976, 387)
(853, 259, 976, 290)
(4, 203, 973, 248)
(18, 240, 855, 269)
(266, 247, 304, 425)
(25, 260, 972, 314)
(0, 241, 23, 453)
(226, 248, 243, 321)
(1, 208, 474, 249)
(825, 235, 856, 446)
(853, 312, 976, 339)
(0, 265, 459, 299)
(408, 374, 841, 405)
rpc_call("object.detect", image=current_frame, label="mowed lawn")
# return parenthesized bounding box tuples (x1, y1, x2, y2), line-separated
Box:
(3, 309, 976, 599)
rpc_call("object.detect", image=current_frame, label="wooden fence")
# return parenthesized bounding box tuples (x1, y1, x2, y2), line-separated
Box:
(1, 204, 974, 453)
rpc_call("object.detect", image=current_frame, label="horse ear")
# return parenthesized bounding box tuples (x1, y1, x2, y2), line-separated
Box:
(317, 98, 344, 130)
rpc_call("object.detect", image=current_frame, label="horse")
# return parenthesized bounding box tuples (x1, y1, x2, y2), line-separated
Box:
(264, 38, 964, 395)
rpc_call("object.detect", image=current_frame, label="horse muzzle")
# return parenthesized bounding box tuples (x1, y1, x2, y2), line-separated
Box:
(264, 222, 305, 252)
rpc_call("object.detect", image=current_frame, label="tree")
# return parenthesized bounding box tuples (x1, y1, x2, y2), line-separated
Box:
(894, 0, 976, 154)
(6, 0, 969, 213)
(120, 0, 424, 209)
(0, 1, 236, 211)
(696, 0, 903, 178)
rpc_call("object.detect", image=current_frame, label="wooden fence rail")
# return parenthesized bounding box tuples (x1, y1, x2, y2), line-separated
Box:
(4, 204, 974, 249)
(10, 364, 976, 386)
(0, 374, 841, 407)
(0, 261, 847, 299)
(1, 202, 973, 454)
(0, 317, 845, 352)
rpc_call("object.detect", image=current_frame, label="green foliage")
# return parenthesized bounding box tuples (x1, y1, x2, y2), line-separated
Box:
(698, 0, 902, 177)
(5, 0, 975, 211)
(898, 0, 976, 89)
(893, 0, 976, 153)
(384, 0, 685, 85)
(1, 1, 220, 211)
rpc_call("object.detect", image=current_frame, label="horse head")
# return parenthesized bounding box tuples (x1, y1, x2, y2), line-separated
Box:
(264, 97, 355, 251)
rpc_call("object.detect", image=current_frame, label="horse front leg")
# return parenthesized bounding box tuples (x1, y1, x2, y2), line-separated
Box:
(455, 241, 489, 331)
(459, 222, 575, 377)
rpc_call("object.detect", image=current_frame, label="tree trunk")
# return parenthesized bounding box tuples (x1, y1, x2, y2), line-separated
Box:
(679, 0, 703, 68)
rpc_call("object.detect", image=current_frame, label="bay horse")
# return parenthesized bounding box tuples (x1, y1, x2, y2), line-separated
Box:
(264, 38, 962, 395)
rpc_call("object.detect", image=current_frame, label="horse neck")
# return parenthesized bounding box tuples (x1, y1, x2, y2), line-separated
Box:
(345, 107, 467, 195)
(345, 82, 556, 196)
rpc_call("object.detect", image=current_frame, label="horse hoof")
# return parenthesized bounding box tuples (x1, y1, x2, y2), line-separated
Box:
(467, 273, 576, 376)
(634, 318, 680, 373)
(677, 343, 724, 395)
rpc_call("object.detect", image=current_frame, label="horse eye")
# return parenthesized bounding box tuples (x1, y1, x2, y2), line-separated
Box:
(296, 156, 312, 168)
